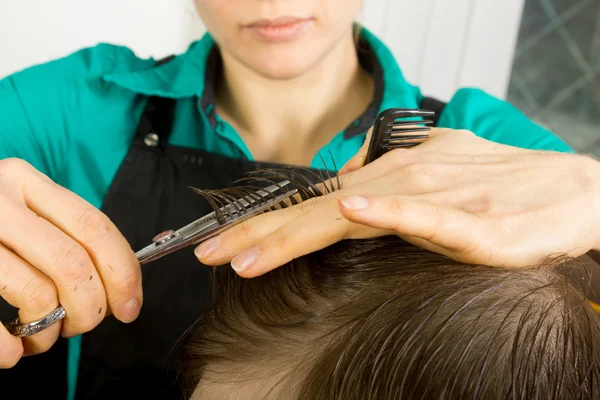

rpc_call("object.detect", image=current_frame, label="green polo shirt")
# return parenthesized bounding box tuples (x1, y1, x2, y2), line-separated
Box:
(0, 29, 571, 399)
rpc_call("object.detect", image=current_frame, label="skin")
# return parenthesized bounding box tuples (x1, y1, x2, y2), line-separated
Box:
(193, 367, 294, 400)
(194, 0, 372, 165)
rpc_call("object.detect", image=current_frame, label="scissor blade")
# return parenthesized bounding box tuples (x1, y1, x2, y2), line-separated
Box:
(177, 182, 291, 242)
(135, 187, 297, 265)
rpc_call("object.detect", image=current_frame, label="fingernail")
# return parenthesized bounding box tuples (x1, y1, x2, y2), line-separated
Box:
(195, 236, 221, 259)
(231, 246, 259, 272)
(340, 196, 370, 211)
(120, 298, 140, 323)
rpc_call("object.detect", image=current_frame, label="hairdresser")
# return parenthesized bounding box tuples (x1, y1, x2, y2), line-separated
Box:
(1, 0, 599, 399)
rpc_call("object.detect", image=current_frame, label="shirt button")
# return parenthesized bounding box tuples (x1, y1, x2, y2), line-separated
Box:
(144, 133, 159, 147)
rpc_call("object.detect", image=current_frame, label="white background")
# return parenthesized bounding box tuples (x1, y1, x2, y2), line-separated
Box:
(0, 0, 525, 101)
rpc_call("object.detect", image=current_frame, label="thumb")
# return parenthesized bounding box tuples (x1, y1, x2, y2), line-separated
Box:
(339, 127, 373, 175)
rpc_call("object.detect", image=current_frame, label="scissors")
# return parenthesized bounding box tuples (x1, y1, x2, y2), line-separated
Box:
(5, 181, 297, 337)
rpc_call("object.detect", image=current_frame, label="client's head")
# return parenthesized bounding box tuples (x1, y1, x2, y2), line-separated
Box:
(182, 235, 600, 399)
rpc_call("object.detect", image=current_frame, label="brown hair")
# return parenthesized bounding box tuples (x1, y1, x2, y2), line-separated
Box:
(181, 177, 600, 399)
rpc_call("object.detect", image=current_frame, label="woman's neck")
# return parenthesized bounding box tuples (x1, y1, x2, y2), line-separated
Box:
(215, 33, 374, 166)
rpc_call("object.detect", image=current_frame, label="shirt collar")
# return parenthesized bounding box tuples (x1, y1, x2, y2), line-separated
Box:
(103, 28, 419, 138)
(102, 34, 215, 98)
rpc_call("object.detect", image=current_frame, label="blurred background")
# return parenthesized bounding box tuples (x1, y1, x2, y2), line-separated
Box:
(508, 0, 600, 156)
(0, 0, 598, 156)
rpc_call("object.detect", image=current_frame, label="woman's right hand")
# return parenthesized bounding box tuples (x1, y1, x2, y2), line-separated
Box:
(0, 158, 142, 368)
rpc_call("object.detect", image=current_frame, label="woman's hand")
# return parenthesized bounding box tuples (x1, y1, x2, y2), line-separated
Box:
(0, 159, 142, 368)
(195, 128, 600, 277)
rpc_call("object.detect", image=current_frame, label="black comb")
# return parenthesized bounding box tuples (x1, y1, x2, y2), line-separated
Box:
(365, 108, 435, 164)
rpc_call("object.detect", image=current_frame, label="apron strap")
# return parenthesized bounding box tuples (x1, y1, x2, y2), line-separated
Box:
(133, 56, 177, 150)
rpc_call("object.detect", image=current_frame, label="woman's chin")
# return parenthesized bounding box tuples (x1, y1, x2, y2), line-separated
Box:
(233, 44, 324, 81)
(248, 58, 320, 81)
(256, 66, 313, 81)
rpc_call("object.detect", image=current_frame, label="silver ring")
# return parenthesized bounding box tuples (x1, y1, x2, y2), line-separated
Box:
(4, 306, 66, 337)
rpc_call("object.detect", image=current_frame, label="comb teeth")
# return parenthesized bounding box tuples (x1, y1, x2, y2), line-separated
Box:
(383, 118, 433, 149)
(365, 108, 435, 164)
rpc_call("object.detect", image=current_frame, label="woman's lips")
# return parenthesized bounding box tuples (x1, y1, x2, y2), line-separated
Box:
(245, 17, 313, 43)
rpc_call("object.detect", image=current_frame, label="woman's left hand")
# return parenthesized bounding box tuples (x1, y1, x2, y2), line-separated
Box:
(195, 128, 600, 277)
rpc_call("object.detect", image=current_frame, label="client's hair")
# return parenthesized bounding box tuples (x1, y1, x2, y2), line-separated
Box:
(181, 177, 600, 400)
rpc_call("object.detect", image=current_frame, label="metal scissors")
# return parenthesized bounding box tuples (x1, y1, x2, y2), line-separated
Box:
(5, 181, 297, 337)
(135, 180, 297, 264)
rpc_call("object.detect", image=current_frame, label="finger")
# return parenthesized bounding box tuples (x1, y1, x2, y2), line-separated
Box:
(339, 127, 373, 175)
(341, 128, 520, 184)
(338, 195, 502, 265)
(341, 144, 522, 192)
(0, 325, 23, 368)
(1, 202, 106, 337)
(345, 160, 509, 211)
(196, 182, 402, 267)
(196, 196, 328, 265)
(196, 169, 474, 267)
(0, 243, 61, 355)
(226, 197, 391, 277)
(22, 167, 141, 323)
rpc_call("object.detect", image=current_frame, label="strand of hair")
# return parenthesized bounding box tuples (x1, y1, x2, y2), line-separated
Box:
(191, 188, 228, 224)
(328, 149, 342, 195)
(317, 152, 335, 194)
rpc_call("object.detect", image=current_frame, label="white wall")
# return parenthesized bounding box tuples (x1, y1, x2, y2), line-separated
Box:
(360, 0, 525, 100)
(0, 0, 524, 101)
(0, 0, 201, 75)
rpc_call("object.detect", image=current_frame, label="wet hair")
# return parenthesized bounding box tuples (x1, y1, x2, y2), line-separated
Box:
(181, 174, 600, 400)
